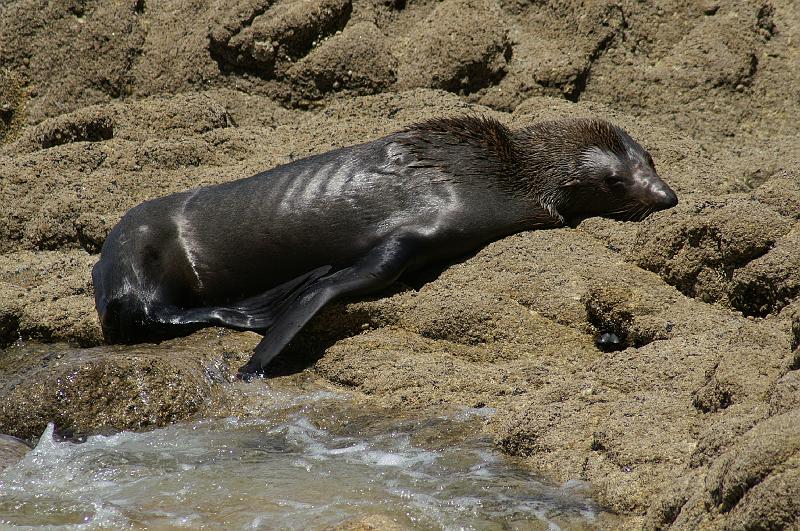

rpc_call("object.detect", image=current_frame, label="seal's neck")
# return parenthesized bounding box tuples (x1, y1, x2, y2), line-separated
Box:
(508, 127, 581, 223)
(401, 115, 587, 226)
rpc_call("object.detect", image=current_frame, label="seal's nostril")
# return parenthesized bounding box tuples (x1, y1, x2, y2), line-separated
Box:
(660, 187, 678, 208)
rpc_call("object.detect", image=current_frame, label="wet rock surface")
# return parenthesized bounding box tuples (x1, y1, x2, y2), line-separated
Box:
(0, 434, 31, 472)
(1, 0, 799, 528)
(0, 330, 258, 440)
(327, 514, 410, 531)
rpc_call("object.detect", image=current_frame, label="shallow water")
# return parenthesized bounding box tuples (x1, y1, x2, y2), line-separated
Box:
(0, 382, 600, 530)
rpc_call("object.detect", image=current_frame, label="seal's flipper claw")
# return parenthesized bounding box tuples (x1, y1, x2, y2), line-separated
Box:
(239, 338, 285, 374)
(236, 365, 262, 381)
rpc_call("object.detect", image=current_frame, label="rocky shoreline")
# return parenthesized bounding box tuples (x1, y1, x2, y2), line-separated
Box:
(1, 0, 799, 528)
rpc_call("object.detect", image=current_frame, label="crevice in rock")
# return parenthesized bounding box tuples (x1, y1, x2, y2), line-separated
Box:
(0, 105, 14, 125)
(452, 40, 513, 96)
(74, 224, 105, 254)
(755, 3, 776, 40)
(0, 311, 21, 350)
(692, 382, 733, 413)
(729, 279, 800, 318)
(586, 309, 631, 351)
(788, 346, 800, 369)
(37, 116, 114, 150)
(565, 5, 625, 103)
(714, 53, 758, 90)
(208, 0, 352, 80)
(584, 288, 661, 351)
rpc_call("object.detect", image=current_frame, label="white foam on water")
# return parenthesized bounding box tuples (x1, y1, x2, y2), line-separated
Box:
(323, 442, 369, 455)
(0, 390, 600, 529)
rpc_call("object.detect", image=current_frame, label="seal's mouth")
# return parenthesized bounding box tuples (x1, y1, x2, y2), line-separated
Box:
(98, 297, 135, 344)
(97, 294, 152, 344)
(566, 195, 677, 226)
(602, 174, 678, 222)
(608, 204, 662, 222)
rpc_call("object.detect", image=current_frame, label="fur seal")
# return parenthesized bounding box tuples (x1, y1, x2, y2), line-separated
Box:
(92, 116, 678, 375)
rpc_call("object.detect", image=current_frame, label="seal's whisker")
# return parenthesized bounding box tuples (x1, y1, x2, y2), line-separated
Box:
(624, 205, 641, 221)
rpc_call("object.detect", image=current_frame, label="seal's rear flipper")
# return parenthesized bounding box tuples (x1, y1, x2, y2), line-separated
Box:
(152, 265, 332, 331)
(238, 236, 418, 375)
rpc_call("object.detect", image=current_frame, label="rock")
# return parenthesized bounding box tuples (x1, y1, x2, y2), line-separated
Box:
(0, 329, 259, 440)
(209, 0, 352, 78)
(477, 2, 625, 108)
(0, 433, 31, 471)
(0, 68, 26, 144)
(396, 0, 509, 94)
(0, 251, 101, 345)
(707, 410, 800, 519)
(649, 9, 765, 91)
(768, 369, 800, 416)
(0, 0, 146, 123)
(730, 225, 800, 317)
(632, 196, 793, 309)
(0, 15, 798, 522)
(287, 22, 396, 104)
(751, 170, 800, 219)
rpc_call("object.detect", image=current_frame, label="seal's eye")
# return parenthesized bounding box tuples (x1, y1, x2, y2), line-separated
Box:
(605, 174, 625, 189)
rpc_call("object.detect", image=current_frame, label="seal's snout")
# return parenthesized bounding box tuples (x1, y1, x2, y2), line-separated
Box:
(634, 166, 678, 211)
(648, 179, 678, 210)
(98, 297, 125, 344)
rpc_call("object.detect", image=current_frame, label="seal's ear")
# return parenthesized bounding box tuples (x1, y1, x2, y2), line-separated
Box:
(560, 178, 581, 188)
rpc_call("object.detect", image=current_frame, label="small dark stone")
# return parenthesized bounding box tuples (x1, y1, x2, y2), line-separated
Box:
(0, 105, 13, 123)
(596, 331, 624, 352)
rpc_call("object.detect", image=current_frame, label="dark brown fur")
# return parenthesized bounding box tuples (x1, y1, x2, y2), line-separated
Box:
(401, 115, 675, 224)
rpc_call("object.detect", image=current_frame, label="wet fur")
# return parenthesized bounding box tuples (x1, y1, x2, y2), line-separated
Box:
(93, 115, 678, 374)
(400, 116, 657, 222)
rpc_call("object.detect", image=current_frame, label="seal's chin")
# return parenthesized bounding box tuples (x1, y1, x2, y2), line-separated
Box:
(563, 214, 587, 228)
(608, 204, 660, 222)
(566, 203, 662, 225)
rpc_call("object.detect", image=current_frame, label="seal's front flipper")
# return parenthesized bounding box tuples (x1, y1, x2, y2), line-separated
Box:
(152, 265, 332, 331)
(238, 237, 418, 375)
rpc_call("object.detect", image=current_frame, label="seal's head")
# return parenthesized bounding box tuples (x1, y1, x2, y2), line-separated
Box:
(515, 118, 678, 224)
